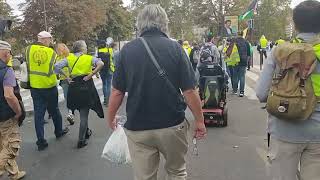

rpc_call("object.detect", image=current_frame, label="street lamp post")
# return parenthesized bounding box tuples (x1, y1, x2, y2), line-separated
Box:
(43, 0, 48, 31)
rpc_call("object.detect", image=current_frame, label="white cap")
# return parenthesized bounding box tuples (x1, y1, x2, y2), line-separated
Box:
(106, 37, 114, 46)
(38, 31, 52, 39)
(0, 40, 11, 51)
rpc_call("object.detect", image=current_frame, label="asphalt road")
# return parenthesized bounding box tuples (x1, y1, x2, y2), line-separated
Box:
(1, 51, 272, 180)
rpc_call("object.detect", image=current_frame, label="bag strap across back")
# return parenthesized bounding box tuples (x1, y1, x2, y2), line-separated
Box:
(139, 37, 182, 98)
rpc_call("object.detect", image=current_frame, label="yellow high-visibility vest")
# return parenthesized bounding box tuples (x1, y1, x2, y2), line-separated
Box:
(292, 38, 320, 96)
(67, 53, 93, 77)
(310, 43, 320, 96)
(7, 58, 12, 67)
(56, 55, 71, 80)
(26, 44, 57, 89)
(224, 44, 240, 66)
(260, 38, 268, 49)
(98, 47, 115, 72)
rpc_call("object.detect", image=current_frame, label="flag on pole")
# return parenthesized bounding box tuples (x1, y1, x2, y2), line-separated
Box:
(239, 10, 254, 20)
(239, 0, 259, 21)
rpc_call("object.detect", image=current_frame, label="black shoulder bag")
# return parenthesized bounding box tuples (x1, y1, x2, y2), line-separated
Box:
(139, 37, 187, 112)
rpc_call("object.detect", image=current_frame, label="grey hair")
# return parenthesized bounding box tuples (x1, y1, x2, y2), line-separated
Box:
(137, 4, 169, 34)
(72, 40, 87, 53)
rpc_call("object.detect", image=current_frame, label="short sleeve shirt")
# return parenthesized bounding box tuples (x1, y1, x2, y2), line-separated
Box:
(3, 68, 16, 87)
(113, 29, 197, 131)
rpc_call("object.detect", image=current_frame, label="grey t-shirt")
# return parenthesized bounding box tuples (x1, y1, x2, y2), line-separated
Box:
(256, 33, 320, 143)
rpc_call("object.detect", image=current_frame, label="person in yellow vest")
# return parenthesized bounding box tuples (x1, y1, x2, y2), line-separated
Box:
(25, 31, 69, 151)
(55, 43, 75, 126)
(224, 40, 240, 89)
(259, 35, 268, 59)
(275, 37, 286, 46)
(6, 57, 12, 67)
(97, 37, 115, 106)
(54, 40, 104, 148)
(256, 1, 320, 179)
(182, 41, 192, 57)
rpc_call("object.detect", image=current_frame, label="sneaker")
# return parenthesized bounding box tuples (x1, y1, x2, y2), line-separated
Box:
(239, 92, 244, 97)
(233, 91, 238, 95)
(56, 128, 69, 139)
(66, 113, 75, 125)
(36, 140, 48, 151)
(9, 171, 26, 180)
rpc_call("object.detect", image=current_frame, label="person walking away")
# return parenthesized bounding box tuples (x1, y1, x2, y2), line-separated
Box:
(182, 41, 192, 57)
(0, 41, 25, 179)
(55, 40, 104, 148)
(25, 31, 69, 151)
(275, 37, 285, 46)
(97, 37, 115, 106)
(107, 5, 207, 180)
(223, 39, 239, 90)
(256, 1, 320, 179)
(189, 42, 201, 71)
(55, 43, 75, 125)
(259, 35, 268, 59)
(232, 32, 251, 97)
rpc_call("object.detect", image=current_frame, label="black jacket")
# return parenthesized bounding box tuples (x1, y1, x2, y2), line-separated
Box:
(235, 37, 251, 66)
(67, 76, 104, 118)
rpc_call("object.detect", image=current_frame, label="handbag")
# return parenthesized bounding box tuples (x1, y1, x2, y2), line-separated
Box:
(20, 61, 31, 89)
(139, 37, 187, 112)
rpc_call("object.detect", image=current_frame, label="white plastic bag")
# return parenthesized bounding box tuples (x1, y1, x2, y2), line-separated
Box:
(102, 125, 131, 165)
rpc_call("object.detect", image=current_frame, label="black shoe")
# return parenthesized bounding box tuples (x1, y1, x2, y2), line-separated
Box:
(77, 140, 88, 149)
(36, 140, 48, 151)
(56, 128, 69, 139)
(239, 92, 244, 97)
(85, 128, 92, 139)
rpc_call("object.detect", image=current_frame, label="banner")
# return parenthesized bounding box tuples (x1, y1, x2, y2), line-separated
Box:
(225, 16, 239, 34)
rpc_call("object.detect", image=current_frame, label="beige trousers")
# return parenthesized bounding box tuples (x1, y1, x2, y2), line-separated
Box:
(268, 137, 320, 180)
(125, 121, 189, 180)
(0, 119, 21, 176)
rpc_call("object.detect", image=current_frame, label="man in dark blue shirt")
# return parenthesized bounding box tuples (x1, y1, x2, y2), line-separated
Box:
(107, 4, 206, 180)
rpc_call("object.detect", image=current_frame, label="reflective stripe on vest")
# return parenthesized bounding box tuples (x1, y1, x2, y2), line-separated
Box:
(98, 47, 115, 72)
(26, 45, 57, 89)
(224, 45, 240, 66)
(67, 53, 93, 77)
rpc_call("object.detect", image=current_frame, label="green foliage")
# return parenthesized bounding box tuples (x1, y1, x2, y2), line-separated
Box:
(254, 0, 292, 41)
(96, 0, 134, 41)
(20, 0, 133, 44)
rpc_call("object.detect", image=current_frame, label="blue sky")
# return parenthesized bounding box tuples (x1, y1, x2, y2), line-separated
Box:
(7, 0, 319, 16)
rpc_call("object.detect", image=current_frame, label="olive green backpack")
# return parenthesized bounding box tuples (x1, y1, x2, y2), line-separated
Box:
(266, 39, 320, 122)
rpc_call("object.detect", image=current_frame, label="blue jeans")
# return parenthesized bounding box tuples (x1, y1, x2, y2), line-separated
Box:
(100, 71, 113, 103)
(60, 80, 69, 106)
(232, 66, 247, 93)
(30, 87, 63, 142)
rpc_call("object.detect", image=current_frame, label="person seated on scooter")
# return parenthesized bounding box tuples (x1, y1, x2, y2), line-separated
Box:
(197, 36, 228, 99)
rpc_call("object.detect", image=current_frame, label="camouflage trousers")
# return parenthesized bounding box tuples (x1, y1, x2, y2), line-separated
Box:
(0, 119, 21, 176)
